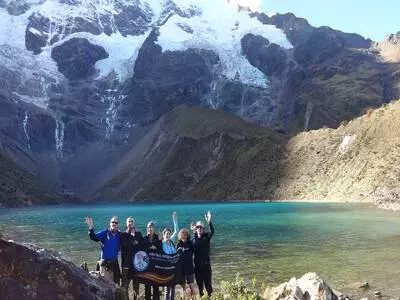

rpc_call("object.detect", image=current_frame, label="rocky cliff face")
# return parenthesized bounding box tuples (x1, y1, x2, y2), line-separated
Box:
(0, 1, 398, 205)
(254, 13, 398, 133)
(0, 238, 117, 299)
(96, 107, 285, 201)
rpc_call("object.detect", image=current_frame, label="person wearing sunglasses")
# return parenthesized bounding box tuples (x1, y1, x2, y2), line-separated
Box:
(85, 215, 121, 284)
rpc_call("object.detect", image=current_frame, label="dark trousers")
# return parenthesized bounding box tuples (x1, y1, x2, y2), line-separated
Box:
(194, 264, 212, 297)
(122, 268, 139, 300)
(145, 284, 160, 300)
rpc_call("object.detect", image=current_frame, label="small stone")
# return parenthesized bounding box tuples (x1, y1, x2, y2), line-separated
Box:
(374, 291, 382, 297)
(359, 282, 369, 289)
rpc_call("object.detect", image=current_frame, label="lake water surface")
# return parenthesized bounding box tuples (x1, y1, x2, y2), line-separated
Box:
(1, 202, 400, 297)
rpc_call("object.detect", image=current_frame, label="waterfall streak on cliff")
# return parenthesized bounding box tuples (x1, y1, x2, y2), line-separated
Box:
(23, 112, 31, 150)
(55, 119, 65, 159)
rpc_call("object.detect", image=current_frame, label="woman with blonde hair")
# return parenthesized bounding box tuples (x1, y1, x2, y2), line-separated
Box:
(177, 228, 197, 300)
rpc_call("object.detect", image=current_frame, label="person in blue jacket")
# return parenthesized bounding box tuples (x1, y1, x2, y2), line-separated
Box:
(161, 212, 179, 300)
(85, 215, 121, 284)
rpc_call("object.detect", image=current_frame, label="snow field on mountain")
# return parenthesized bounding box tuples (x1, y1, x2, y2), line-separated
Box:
(156, 0, 291, 88)
(0, 0, 292, 108)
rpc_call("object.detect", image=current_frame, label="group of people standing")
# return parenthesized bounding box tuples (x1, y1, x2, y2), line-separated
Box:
(84, 211, 214, 300)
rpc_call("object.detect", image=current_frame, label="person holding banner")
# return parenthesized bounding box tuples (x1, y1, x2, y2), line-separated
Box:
(144, 220, 162, 300)
(192, 211, 214, 297)
(85, 215, 121, 284)
(161, 212, 179, 300)
(177, 228, 197, 300)
(121, 217, 143, 300)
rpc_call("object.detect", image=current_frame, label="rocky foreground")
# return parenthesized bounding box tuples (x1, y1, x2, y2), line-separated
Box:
(0, 238, 392, 300)
(0, 238, 118, 299)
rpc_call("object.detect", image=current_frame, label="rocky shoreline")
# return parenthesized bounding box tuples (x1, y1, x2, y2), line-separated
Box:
(0, 238, 119, 299)
(375, 200, 400, 211)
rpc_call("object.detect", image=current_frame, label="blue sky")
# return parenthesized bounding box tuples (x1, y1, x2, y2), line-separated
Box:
(260, 0, 399, 41)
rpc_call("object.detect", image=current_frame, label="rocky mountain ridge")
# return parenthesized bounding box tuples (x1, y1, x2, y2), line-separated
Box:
(0, 0, 399, 205)
(99, 100, 400, 203)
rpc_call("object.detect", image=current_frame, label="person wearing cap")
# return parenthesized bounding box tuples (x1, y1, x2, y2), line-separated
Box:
(121, 216, 143, 300)
(191, 211, 214, 297)
(84, 215, 121, 284)
(144, 220, 162, 300)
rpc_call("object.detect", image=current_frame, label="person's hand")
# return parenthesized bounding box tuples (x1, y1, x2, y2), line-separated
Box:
(84, 216, 93, 230)
(172, 211, 177, 221)
(205, 211, 212, 224)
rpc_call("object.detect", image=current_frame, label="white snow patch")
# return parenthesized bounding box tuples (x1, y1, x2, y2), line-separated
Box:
(93, 32, 152, 80)
(0, 6, 62, 108)
(12, 92, 49, 109)
(51, 30, 152, 81)
(0, 9, 31, 49)
(227, 0, 261, 11)
(338, 134, 356, 154)
(144, 0, 164, 22)
(28, 27, 43, 36)
(156, 0, 292, 87)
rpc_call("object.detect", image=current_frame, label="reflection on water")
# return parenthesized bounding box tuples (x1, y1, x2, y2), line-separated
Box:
(1, 202, 400, 296)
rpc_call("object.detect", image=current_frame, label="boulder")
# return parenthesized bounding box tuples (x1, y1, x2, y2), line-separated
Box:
(0, 238, 117, 300)
(263, 272, 338, 300)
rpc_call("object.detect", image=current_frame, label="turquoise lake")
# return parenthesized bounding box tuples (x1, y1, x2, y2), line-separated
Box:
(1, 202, 400, 297)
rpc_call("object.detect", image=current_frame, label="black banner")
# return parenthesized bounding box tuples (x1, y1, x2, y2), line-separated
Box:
(132, 250, 183, 286)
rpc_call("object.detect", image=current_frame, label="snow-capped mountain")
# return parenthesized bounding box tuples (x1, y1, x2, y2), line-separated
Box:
(1, 0, 290, 105)
(1, 0, 390, 203)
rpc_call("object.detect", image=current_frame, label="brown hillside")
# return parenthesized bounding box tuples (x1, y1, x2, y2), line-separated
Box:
(277, 100, 400, 201)
(97, 101, 400, 203)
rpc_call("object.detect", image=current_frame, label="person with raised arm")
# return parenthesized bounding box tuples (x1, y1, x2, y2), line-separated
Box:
(85, 216, 121, 284)
(161, 212, 179, 300)
(121, 216, 143, 300)
(144, 220, 162, 300)
(192, 211, 214, 297)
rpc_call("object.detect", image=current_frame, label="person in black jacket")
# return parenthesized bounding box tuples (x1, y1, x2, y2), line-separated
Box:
(121, 217, 143, 300)
(192, 211, 214, 297)
(177, 228, 197, 300)
(144, 221, 162, 300)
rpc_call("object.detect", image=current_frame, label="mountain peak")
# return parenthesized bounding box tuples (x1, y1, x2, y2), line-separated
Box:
(375, 31, 400, 62)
